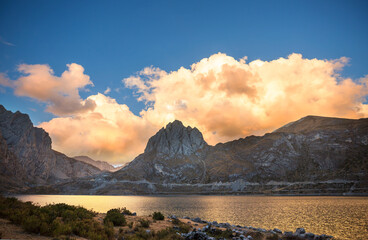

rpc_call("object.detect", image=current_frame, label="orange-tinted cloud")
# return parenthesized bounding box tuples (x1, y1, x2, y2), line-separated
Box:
(0, 63, 96, 116)
(7, 53, 367, 164)
(39, 93, 157, 163)
(124, 53, 368, 144)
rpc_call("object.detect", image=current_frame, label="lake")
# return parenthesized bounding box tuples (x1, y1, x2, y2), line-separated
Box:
(15, 195, 368, 240)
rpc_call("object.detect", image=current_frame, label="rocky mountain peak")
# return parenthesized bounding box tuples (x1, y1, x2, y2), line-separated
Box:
(144, 120, 207, 157)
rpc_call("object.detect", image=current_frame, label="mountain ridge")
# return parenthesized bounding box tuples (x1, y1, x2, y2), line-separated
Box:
(0, 105, 102, 192)
(1, 104, 367, 195)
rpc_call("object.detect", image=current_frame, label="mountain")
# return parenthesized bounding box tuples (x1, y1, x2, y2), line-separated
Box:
(0, 105, 102, 193)
(73, 156, 123, 172)
(44, 117, 368, 195)
(113, 120, 208, 183)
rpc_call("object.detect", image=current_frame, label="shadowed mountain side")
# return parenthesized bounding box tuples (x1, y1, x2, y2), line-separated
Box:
(0, 105, 102, 193)
(73, 156, 123, 172)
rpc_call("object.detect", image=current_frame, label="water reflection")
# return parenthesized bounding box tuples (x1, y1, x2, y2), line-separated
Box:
(15, 195, 368, 240)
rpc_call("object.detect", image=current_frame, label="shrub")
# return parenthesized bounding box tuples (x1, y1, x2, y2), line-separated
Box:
(172, 218, 181, 225)
(152, 211, 164, 220)
(128, 221, 134, 229)
(207, 228, 233, 238)
(139, 219, 150, 228)
(22, 215, 41, 233)
(104, 208, 126, 226)
(122, 207, 133, 215)
(0, 196, 110, 239)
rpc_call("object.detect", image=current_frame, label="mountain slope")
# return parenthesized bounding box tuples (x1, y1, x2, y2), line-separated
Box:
(73, 155, 123, 172)
(204, 115, 368, 183)
(0, 105, 102, 192)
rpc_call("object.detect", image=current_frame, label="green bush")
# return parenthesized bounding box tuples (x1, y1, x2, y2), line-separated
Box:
(152, 211, 164, 220)
(104, 208, 126, 226)
(139, 219, 150, 228)
(0, 196, 110, 239)
(122, 207, 133, 215)
(22, 215, 41, 233)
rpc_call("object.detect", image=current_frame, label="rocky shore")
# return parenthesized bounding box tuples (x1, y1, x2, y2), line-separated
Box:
(169, 215, 334, 240)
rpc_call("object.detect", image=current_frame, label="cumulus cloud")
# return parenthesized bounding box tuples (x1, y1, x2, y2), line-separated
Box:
(40, 93, 157, 163)
(0, 63, 96, 116)
(12, 53, 368, 163)
(124, 53, 368, 144)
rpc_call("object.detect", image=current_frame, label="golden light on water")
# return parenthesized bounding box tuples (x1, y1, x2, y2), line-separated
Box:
(16, 195, 368, 240)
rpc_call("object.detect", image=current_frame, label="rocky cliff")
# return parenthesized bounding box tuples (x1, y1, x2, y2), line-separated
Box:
(0, 105, 102, 192)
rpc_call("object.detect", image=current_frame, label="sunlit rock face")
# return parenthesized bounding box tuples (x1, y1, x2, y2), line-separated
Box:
(0, 105, 102, 191)
(145, 120, 207, 158)
(114, 120, 209, 183)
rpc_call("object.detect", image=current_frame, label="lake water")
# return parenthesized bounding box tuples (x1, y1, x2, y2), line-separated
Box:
(15, 195, 368, 240)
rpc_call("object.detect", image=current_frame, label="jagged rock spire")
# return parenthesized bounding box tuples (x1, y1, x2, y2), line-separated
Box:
(144, 120, 207, 157)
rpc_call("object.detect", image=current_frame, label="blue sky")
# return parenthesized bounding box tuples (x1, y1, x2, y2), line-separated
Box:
(1, 0, 367, 124)
(0, 0, 368, 162)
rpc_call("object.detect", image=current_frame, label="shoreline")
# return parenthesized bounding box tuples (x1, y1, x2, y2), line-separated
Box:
(0, 195, 338, 240)
(8, 192, 368, 197)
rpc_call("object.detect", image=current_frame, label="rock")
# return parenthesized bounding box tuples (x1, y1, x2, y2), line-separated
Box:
(305, 232, 315, 239)
(239, 235, 246, 239)
(184, 216, 190, 219)
(295, 228, 306, 235)
(273, 228, 282, 234)
(284, 231, 293, 236)
(246, 236, 253, 240)
(184, 231, 210, 240)
(169, 215, 178, 219)
(144, 120, 207, 157)
(132, 212, 137, 216)
(192, 217, 202, 223)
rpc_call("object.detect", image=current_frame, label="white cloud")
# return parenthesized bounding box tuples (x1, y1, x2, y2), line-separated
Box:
(0, 63, 96, 116)
(104, 87, 111, 94)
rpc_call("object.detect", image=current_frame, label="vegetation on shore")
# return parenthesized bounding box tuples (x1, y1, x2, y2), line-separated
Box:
(0, 195, 113, 239)
(0, 196, 330, 240)
(0, 196, 190, 239)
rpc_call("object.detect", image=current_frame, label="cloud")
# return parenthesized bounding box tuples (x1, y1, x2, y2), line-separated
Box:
(0, 63, 96, 116)
(40, 93, 157, 163)
(0, 73, 13, 87)
(124, 53, 368, 144)
(104, 87, 111, 94)
(15, 53, 368, 163)
(0, 36, 15, 46)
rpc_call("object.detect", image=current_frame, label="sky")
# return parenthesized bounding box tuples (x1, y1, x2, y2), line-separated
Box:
(0, 0, 367, 163)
